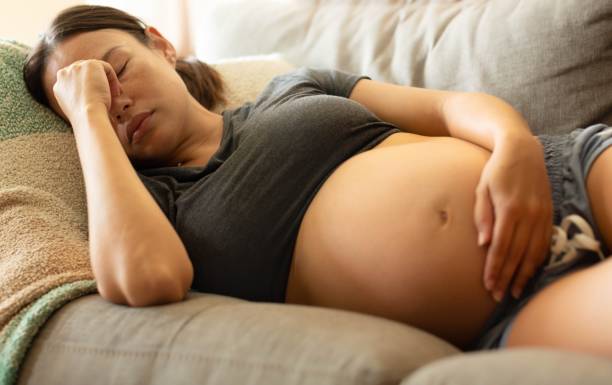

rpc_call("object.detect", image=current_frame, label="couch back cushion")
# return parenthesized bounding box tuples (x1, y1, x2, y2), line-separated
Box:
(189, 0, 612, 135)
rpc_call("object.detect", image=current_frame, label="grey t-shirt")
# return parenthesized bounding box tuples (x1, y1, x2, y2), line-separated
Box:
(137, 67, 401, 303)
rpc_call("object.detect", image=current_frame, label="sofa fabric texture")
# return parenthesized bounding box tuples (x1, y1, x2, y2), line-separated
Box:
(401, 348, 612, 385)
(189, 0, 612, 136)
(16, 293, 459, 385)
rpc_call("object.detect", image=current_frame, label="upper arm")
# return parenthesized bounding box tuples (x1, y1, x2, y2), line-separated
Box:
(349, 78, 457, 137)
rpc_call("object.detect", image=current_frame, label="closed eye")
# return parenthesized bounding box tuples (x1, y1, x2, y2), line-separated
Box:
(117, 60, 129, 77)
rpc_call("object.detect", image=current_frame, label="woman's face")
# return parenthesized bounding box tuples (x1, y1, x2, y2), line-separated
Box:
(43, 27, 191, 167)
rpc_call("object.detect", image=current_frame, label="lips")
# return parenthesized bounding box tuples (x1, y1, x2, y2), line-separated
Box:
(126, 111, 152, 144)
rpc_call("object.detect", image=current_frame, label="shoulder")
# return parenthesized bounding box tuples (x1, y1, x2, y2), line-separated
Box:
(251, 67, 370, 111)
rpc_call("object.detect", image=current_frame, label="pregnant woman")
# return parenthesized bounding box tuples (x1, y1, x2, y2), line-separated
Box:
(24, 5, 611, 357)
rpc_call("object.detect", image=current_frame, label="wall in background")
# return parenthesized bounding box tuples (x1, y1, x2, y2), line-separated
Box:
(86, 0, 193, 57)
(1, 0, 84, 46)
(0, 0, 192, 57)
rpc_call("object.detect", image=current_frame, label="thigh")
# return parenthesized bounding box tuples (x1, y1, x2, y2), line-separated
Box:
(504, 256, 612, 359)
(586, 145, 612, 253)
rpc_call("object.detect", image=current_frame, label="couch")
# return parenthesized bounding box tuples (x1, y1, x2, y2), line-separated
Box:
(2, 0, 612, 384)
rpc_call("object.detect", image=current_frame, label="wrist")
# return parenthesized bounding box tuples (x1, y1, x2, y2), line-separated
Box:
(484, 94, 534, 150)
(496, 133, 543, 163)
(498, 131, 538, 148)
(73, 103, 109, 128)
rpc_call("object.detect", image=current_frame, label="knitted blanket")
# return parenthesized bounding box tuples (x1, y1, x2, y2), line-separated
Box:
(0, 39, 293, 385)
(0, 39, 96, 385)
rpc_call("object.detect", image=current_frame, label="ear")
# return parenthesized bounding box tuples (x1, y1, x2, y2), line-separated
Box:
(144, 26, 177, 66)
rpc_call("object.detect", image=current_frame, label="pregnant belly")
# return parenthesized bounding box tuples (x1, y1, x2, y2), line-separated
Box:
(286, 132, 498, 349)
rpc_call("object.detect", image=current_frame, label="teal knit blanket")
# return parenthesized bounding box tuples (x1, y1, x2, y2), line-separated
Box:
(0, 281, 97, 385)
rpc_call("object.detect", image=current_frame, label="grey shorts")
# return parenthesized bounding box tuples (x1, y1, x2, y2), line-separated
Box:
(467, 123, 612, 351)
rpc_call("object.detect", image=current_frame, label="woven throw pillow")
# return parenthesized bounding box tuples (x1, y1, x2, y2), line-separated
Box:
(0, 38, 294, 329)
(190, 0, 612, 136)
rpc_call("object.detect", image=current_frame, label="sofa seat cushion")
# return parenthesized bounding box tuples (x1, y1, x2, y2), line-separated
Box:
(401, 348, 612, 385)
(17, 292, 460, 385)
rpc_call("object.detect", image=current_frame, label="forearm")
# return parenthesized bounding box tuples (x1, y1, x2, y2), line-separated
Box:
(73, 106, 193, 306)
(442, 92, 536, 152)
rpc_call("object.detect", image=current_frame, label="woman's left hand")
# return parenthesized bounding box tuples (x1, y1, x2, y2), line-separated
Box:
(474, 135, 554, 302)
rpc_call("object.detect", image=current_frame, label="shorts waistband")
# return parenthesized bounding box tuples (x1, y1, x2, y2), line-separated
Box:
(537, 134, 574, 225)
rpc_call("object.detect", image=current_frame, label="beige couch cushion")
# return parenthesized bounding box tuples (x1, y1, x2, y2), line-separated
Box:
(401, 348, 612, 385)
(189, 0, 612, 136)
(18, 292, 460, 385)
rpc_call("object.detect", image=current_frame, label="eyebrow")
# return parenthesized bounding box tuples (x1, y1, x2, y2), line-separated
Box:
(101, 45, 124, 62)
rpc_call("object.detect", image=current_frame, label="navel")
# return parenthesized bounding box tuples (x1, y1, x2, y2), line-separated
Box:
(438, 209, 450, 225)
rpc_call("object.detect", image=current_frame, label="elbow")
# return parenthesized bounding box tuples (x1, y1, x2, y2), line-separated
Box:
(97, 264, 193, 308)
(96, 279, 130, 306)
(125, 286, 187, 308)
(124, 267, 192, 307)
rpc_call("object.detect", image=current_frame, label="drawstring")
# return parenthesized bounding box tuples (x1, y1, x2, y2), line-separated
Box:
(545, 214, 608, 271)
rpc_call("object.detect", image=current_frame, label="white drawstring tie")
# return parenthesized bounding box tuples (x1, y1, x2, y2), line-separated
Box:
(545, 214, 608, 271)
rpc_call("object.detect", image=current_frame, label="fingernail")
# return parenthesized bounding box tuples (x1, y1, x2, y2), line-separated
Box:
(478, 233, 485, 246)
(512, 288, 521, 299)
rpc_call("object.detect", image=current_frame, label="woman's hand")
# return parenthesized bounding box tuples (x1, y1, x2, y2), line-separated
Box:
(52, 59, 122, 125)
(474, 135, 553, 302)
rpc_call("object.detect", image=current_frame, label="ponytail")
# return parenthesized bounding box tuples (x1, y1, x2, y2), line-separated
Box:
(175, 56, 227, 110)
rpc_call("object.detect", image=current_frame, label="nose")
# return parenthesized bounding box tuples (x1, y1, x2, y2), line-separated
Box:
(110, 89, 132, 125)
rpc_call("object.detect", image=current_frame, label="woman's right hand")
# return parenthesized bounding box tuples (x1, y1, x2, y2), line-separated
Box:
(52, 59, 122, 125)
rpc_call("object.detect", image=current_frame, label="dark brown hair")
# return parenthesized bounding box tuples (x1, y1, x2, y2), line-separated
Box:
(23, 4, 226, 113)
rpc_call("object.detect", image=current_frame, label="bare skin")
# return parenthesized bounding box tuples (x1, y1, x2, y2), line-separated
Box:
(286, 132, 500, 349)
(43, 27, 223, 169)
